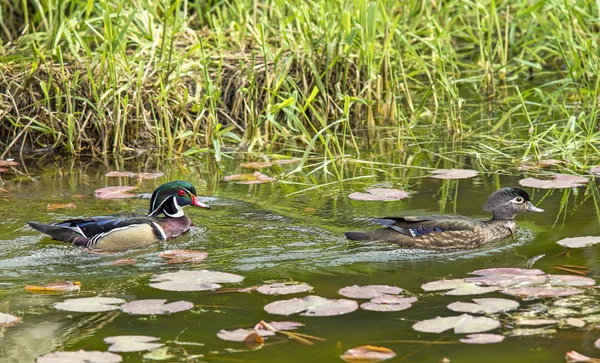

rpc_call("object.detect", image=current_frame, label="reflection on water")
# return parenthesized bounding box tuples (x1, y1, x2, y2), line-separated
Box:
(0, 157, 598, 362)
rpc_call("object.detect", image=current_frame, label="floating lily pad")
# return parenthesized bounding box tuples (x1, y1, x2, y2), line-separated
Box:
(121, 299, 193, 315)
(37, 350, 122, 363)
(421, 279, 475, 291)
(47, 203, 76, 211)
(105, 171, 136, 178)
(264, 295, 358, 317)
(556, 236, 600, 248)
(470, 268, 545, 276)
(446, 286, 500, 296)
(94, 186, 138, 199)
(104, 336, 164, 352)
(149, 270, 244, 291)
(0, 313, 21, 326)
(137, 172, 165, 180)
(257, 283, 313, 295)
(502, 287, 584, 298)
(26, 281, 81, 292)
(447, 298, 519, 314)
(413, 314, 500, 334)
(217, 328, 275, 342)
(253, 321, 303, 332)
(465, 274, 548, 287)
(54, 297, 125, 312)
(515, 319, 559, 326)
(361, 302, 413, 312)
(430, 169, 479, 179)
(341, 345, 396, 362)
(348, 188, 409, 201)
(224, 172, 276, 184)
(338, 285, 403, 299)
(519, 174, 589, 189)
(158, 250, 208, 264)
(549, 275, 596, 287)
(240, 161, 274, 169)
(371, 296, 417, 304)
(459, 334, 505, 344)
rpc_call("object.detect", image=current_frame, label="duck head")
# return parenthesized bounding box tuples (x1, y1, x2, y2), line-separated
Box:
(483, 187, 543, 220)
(148, 180, 209, 217)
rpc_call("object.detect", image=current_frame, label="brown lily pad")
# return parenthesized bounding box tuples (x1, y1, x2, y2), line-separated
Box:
(94, 186, 138, 199)
(341, 345, 396, 362)
(37, 350, 122, 363)
(430, 169, 479, 179)
(264, 295, 358, 317)
(0, 313, 21, 327)
(348, 188, 409, 201)
(121, 299, 193, 315)
(257, 283, 313, 295)
(158, 250, 208, 264)
(47, 203, 76, 211)
(224, 172, 276, 184)
(26, 281, 81, 292)
(556, 236, 600, 248)
(519, 174, 589, 189)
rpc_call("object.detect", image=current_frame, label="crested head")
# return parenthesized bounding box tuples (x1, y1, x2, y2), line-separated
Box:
(483, 187, 542, 220)
(148, 180, 209, 217)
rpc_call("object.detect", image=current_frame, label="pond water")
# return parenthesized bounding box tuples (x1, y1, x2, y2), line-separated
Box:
(0, 156, 599, 362)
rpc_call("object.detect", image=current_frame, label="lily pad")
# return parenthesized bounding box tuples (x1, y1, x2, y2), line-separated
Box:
(158, 250, 208, 264)
(470, 268, 545, 276)
(341, 345, 396, 362)
(338, 285, 403, 299)
(519, 174, 589, 189)
(348, 188, 409, 201)
(515, 319, 559, 326)
(94, 186, 138, 199)
(465, 274, 548, 287)
(149, 270, 244, 291)
(459, 334, 505, 344)
(0, 312, 21, 326)
(257, 283, 313, 295)
(447, 298, 519, 314)
(371, 296, 417, 304)
(240, 161, 274, 169)
(445, 286, 500, 296)
(121, 299, 193, 315)
(26, 281, 81, 292)
(413, 314, 500, 334)
(253, 321, 303, 332)
(224, 172, 276, 184)
(105, 171, 136, 178)
(556, 236, 600, 248)
(502, 287, 584, 298)
(136, 172, 165, 180)
(548, 275, 596, 287)
(430, 169, 479, 179)
(421, 279, 475, 291)
(37, 350, 122, 363)
(104, 336, 164, 352)
(54, 297, 125, 312)
(264, 295, 358, 317)
(566, 351, 595, 362)
(217, 328, 275, 342)
(360, 302, 413, 312)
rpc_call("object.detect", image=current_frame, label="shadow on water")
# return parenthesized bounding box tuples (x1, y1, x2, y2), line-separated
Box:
(0, 154, 599, 362)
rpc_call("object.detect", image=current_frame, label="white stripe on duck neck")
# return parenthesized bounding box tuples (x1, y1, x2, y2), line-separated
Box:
(164, 197, 185, 218)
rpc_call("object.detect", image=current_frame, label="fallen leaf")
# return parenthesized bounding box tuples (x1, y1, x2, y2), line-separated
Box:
(257, 283, 313, 295)
(149, 270, 244, 291)
(338, 285, 403, 299)
(224, 172, 276, 184)
(519, 174, 588, 189)
(105, 171, 136, 178)
(430, 169, 479, 179)
(502, 287, 584, 298)
(46, 203, 76, 211)
(0, 160, 18, 167)
(447, 298, 519, 314)
(94, 186, 138, 199)
(37, 350, 122, 363)
(104, 335, 163, 353)
(111, 258, 137, 266)
(348, 188, 409, 201)
(557, 236, 600, 248)
(121, 299, 193, 315)
(459, 333, 505, 344)
(54, 297, 125, 312)
(413, 314, 500, 334)
(158, 250, 208, 264)
(243, 332, 265, 349)
(341, 345, 396, 362)
(0, 313, 21, 327)
(25, 281, 81, 292)
(264, 295, 359, 317)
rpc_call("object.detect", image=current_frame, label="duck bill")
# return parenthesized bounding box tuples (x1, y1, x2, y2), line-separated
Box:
(526, 201, 544, 213)
(191, 195, 210, 209)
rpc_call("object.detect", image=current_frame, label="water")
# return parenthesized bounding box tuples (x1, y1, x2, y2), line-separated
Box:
(0, 156, 599, 362)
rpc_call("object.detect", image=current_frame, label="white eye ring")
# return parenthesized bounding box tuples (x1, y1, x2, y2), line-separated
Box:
(515, 197, 524, 203)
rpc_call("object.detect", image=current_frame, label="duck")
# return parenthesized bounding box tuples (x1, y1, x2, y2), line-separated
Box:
(28, 180, 209, 251)
(344, 187, 543, 249)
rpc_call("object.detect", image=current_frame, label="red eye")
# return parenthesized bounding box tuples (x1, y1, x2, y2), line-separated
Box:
(177, 190, 186, 197)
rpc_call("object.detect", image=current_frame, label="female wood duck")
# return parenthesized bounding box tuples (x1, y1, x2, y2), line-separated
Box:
(345, 187, 543, 249)
(28, 181, 209, 251)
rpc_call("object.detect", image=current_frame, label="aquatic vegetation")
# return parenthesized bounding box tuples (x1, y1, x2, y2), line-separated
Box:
(264, 295, 359, 316)
(412, 314, 500, 334)
(519, 174, 589, 189)
(224, 172, 277, 184)
(120, 299, 193, 315)
(104, 336, 163, 353)
(459, 334, 505, 345)
(337, 285, 403, 299)
(37, 350, 122, 363)
(53, 297, 125, 313)
(256, 283, 313, 295)
(158, 250, 208, 264)
(149, 270, 244, 291)
(347, 188, 409, 201)
(340, 345, 396, 362)
(557, 236, 600, 248)
(429, 169, 479, 180)
(360, 296, 417, 312)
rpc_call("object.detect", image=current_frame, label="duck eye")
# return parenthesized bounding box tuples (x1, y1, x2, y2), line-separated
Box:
(177, 190, 186, 197)
(515, 197, 524, 203)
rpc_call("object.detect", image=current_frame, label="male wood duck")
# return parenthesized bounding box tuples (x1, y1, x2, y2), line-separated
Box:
(28, 181, 209, 251)
(345, 187, 543, 249)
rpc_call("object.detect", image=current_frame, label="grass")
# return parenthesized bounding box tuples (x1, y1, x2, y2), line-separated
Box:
(0, 0, 599, 175)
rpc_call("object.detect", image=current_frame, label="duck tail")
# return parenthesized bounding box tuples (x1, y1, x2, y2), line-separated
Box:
(28, 222, 88, 247)
(344, 231, 372, 241)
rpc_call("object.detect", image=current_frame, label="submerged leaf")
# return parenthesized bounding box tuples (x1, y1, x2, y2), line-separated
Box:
(46, 203, 76, 211)
(459, 334, 505, 344)
(224, 172, 276, 184)
(121, 299, 193, 315)
(37, 350, 122, 363)
(447, 298, 519, 314)
(264, 295, 358, 317)
(158, 250, 208, 264)
(556, 236, 600, 249)
(26, 281, 81, 292)
(519, 174, 588, 189)
(348, 188, 409, 201)
(338, 285, 403, 299)
(149, 270, 244, 292)
(54, 297, 125, 312)
(341, 345, 396, 362)
(412, 314, 500, 334)
(430, 169, 479, 179)
(243, 332, 265, 348)
(94, 186, 138, 199)
(0, 313, 21, 326)
(257, 283, 313, 295)
(104, 335, 163, 353)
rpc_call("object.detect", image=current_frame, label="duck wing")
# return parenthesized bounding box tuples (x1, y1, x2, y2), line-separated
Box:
(373, 215, 478, 237)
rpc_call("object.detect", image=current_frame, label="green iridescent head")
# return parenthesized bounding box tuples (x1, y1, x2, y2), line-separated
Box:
(148, 180, 209, 217)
